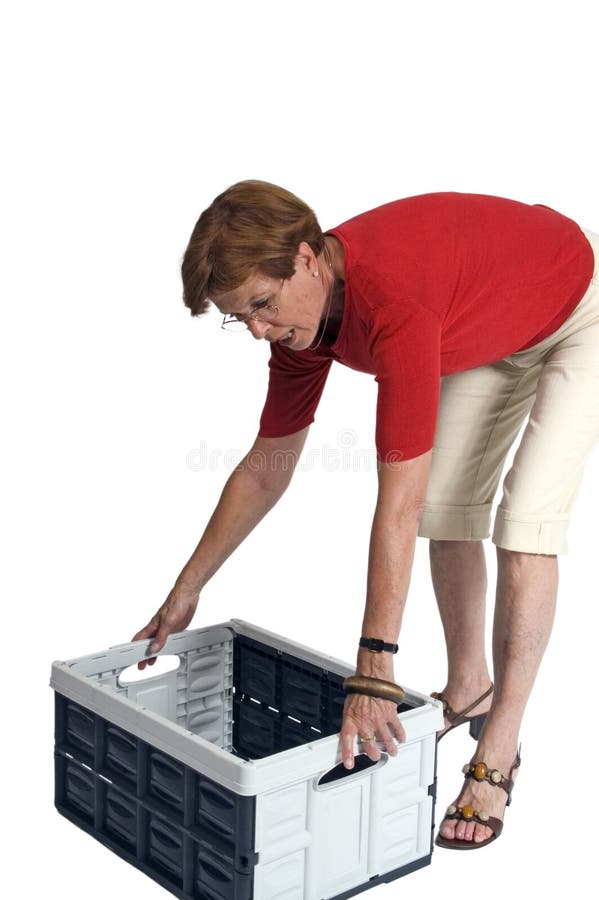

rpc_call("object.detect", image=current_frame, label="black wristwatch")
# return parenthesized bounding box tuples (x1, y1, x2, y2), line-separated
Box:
(359, 637, 399, 654)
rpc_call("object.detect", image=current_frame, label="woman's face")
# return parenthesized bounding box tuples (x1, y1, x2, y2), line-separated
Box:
(211, 241, 332, 351)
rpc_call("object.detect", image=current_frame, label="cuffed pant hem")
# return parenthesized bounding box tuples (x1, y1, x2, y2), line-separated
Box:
(491, 506, 568, 554)
(417, 503, 492, 541)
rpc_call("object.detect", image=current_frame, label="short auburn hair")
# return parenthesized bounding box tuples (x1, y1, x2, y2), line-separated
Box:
(181, 180, 325, 316)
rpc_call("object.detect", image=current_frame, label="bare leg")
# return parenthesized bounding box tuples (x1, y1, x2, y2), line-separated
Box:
(429, 539, 493, 735)
(438, 547, 558, 844)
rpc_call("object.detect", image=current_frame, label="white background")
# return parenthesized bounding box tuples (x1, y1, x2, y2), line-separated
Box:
(3, 1, 598, 896)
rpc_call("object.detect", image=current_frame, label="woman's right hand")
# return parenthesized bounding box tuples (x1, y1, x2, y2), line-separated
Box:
(132, 583, 199, 670)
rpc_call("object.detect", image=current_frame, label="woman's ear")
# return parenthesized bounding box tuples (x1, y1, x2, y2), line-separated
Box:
(295, 240, 318, 276)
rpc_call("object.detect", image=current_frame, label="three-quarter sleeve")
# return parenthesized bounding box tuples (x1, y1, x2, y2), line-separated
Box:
(258, 343, 333, 438)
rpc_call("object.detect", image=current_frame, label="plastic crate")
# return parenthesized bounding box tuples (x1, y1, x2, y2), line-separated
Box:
(51, 619, 443, 899)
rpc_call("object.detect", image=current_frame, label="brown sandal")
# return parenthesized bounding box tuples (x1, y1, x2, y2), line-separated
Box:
(431, 683, 494, 741)
(435, 749, 522, 850)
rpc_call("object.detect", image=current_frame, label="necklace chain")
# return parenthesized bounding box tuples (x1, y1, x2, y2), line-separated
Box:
(308, 241, 336, 351)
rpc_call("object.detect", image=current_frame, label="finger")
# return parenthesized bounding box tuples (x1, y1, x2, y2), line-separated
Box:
(354, 723, 381, 762)
(375, 700, 406, 746)
(132, 621, 159, 670)
(377, 722, 398, 757)
(138, 621, 167, 669)
(149, 622, 172, 655)
(136, 655, 157, 672)
(340, 726, 358, 769)
(361, 735, 382, 762)
(341, 695, 378, 767)
(392, 711, 407, 744)
(341, 702, 371, 767)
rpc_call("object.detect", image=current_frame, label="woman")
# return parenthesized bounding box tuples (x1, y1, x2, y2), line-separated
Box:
(132, 180, 599, 850)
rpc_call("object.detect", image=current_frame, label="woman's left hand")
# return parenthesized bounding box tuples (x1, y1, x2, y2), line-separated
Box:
(340, 691, 406, 769)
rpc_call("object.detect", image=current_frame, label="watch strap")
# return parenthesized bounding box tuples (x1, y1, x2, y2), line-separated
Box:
(359, 637, 399, 654)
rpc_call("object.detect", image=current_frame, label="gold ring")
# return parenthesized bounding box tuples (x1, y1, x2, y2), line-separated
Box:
(359, 733, 376, 742)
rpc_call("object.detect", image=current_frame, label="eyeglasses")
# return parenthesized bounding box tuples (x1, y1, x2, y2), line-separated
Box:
(221, 303, 279, 332)
(221, 280, 285, 332)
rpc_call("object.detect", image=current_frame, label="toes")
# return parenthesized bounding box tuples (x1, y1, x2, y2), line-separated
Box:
(439, 818, 456, 839)
(463, 821, 476, 841)
(440, 816, 492, 844)
(440, 818, 491, 844)
(473, 823, 492, 844)
(454, 818, 468, 840)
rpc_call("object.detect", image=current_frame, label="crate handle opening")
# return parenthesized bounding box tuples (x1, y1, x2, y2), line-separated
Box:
(117, 655, 181, 686)
(316, 753, 387, 789)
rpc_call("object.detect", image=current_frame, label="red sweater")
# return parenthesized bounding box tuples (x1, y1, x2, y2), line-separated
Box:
(258, 193, 594, 462)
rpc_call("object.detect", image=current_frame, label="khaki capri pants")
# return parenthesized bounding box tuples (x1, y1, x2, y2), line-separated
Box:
(418, 228, 599, 555)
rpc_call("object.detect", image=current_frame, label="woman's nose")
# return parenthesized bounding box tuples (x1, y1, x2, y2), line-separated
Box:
(248, 319, 270, 340)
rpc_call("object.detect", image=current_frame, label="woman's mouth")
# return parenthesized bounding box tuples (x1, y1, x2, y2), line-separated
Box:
(278, 328, 296, 346)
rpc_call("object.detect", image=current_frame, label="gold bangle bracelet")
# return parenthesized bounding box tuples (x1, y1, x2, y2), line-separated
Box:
(343, 675, 406, 703)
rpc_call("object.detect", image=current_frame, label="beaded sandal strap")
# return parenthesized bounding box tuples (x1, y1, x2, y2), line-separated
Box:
(462, 753, 522, 797)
